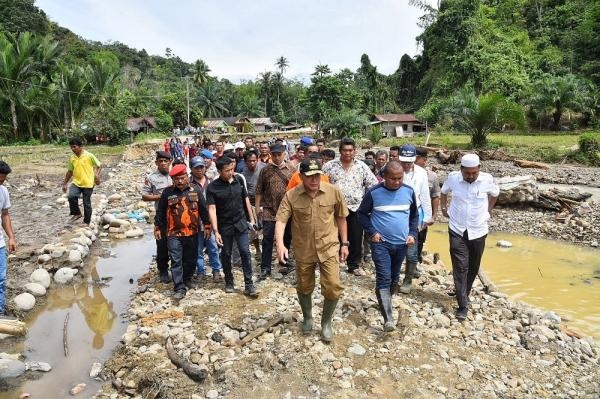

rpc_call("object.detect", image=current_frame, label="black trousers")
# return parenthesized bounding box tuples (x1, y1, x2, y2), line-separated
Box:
(346, 210, 364, 271)
(417, 227, 428, 263)
(220, 230, 253, 288)
(67, 185, 93, 224)
(156, 227, 169, 274)
(448, 229, 487, 309)
(167, 235, 198, 292)
(260, 220, 291, 272)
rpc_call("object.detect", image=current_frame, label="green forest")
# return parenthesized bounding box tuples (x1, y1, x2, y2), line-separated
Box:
(0, 0, 599, 147)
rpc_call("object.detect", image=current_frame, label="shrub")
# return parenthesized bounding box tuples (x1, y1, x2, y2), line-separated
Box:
(578, 132, 600, 165)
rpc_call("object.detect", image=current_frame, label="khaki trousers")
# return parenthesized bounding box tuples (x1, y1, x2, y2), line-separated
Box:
(296, 255, 343, 300)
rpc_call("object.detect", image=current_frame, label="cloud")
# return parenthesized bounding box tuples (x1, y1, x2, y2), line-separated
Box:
(36, 0, 431, 82)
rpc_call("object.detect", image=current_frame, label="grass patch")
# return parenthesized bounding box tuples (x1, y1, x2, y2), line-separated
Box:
(376, 131, 585, 163)
(0, 144, 125, 169)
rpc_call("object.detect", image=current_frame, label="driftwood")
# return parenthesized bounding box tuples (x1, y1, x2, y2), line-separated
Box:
(534, 189, 591, 211)
(477, 268, 497, 293)
(236, 313, 295, 347)
(513, 159, 550, 169)
(436, 149, 461, 164)
(63, 313, 69, 356)
(0, 318, 27, 336)
(165, 337, 208, 382)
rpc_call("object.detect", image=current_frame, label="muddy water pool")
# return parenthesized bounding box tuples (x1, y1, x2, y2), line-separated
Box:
(0, 233, 155, 399)
(425, 224, 600, 339)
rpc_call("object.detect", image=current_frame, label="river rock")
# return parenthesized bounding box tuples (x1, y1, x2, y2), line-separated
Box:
(497, 240, 513, 248)
(496, 175, 537, 204)
(23, 282, 46, 297)
(37, 254, 51, 264)
(107, 193, 122, 202)
(89, 362, 102, 378)
(13, 293, 36, 311)
(69, 383, 86, 395)
(110, 219, 131, 228)
(56, 197, 68, 205)
(125, 227, 144, 238)
(68, 250, 83, 263)
(0, 358, 26, 379)
(29, 269, 51, 288)
(206, 390, 219, 399)
(348, 343, 366, 356)
(54, 267, 78, 284)
(25, 361, 52, 372)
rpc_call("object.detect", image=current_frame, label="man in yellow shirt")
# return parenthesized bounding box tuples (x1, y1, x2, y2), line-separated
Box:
(62, 138, 102, 225)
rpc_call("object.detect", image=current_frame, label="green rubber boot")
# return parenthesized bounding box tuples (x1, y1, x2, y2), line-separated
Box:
(320, 298, 339, 343)
(297, 293, 313, 334)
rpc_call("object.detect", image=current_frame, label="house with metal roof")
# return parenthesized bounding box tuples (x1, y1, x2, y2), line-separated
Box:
(127, 117, 157, 133)
(249, 117, 280, 132)
(371, 114, 425, 137)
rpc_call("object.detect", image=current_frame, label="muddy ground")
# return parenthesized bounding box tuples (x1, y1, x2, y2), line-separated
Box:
(1, 142, 599, 398)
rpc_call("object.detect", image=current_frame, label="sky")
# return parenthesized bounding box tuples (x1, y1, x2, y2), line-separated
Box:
(35, 0, 435, 83)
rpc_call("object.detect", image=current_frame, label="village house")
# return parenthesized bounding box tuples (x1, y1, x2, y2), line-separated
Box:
(371, 114, 425, 137)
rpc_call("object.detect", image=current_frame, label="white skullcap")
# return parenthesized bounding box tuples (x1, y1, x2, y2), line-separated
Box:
(461, 153, 480, 167)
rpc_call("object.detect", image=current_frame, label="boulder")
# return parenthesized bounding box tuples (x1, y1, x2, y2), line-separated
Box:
(13, 292, 36, 311)
(53, 267, 78, 284)
(496, 175, 537, 205)
(68, 250, 82, 263)
(497, 240, 513, 248)
(30, 268, 51, 288)
(109, 219, 131, 228)
(37, 254, 52, 264)
(26, 361, 52, 372)
(107, 193, 122, 202)
(125, 227, 144, 238)
(0, 358, 26, 379)
(23, 282, 46, 297)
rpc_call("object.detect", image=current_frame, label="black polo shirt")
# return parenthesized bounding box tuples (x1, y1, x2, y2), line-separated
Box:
(206, 175, 249, 235)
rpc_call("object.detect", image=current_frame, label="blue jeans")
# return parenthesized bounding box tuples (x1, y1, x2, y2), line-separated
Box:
(0, 247, 6, 313)
(220, 230, 253, 287)
(196, 231, 222, 274)
(167, 236, 198, 292)
(370, 241, 408, 290)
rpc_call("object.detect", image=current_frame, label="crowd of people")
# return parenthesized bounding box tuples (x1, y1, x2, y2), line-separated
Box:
(142, 133, 499, 343)
(0, 133, 499, 341)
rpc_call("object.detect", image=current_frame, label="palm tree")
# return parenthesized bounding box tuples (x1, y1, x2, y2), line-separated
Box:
(237, 95, 264, 117)
(0, 32, 40, 139)
(445, 88, 526, 147)
(275, 56, 289, 75)
(58, 63, 89, 129)
(191, 59, 211, 87)
(258, 71, 272, 115)
(313, 64, 331, 78)
(196, 82, 228, 118)
(87, 58, 119, 110)
(529, 74, 585, 130)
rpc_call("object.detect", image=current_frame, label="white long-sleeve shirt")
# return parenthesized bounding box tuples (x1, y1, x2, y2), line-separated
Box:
(441, 171, 499, 239)
(403, 164, 433, 225)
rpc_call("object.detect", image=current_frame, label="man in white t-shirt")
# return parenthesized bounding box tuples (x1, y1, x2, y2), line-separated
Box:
(0, 161, 17, 316)
(441, 153, 499, 321)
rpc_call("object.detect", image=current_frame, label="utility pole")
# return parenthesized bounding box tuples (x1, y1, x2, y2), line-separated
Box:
(185, 76, 191, 127)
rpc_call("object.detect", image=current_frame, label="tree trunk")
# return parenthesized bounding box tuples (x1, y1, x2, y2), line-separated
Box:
(552, 102, 562, 130)
(10, 100, 18, 140)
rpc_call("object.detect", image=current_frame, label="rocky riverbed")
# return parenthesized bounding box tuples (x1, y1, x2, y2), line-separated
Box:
(1, 143, 599, 398)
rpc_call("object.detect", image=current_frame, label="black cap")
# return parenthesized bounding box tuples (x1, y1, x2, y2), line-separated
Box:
(270, 143, 286, 153)
(156, 151, 171, 160)
(299, 158, 324, 176)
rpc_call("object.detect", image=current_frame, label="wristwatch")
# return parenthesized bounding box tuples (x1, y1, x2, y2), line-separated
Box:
(341, 241, 349, 246)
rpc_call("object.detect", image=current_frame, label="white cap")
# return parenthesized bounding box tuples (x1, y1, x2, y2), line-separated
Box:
(461, 153, 480, 167)
(234, 141, 245, 150)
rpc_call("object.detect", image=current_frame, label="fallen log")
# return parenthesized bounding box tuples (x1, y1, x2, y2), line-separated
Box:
(513, 159, 550, 169)
(165, 337, 208, 382)
(436, 149, 460, 164)
(0, 318, 27, 336)
(478, 268, 498, 293)
(236, 313, 295, 347)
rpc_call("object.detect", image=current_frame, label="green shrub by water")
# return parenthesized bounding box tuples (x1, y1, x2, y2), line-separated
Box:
(576, 133, 600, 165)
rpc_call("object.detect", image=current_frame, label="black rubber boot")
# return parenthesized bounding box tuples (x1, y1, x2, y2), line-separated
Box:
(399, 262, 417, 294)
(297, 293, 313, 334)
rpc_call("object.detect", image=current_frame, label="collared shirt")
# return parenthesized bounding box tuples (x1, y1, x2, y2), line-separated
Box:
(155, 185, 209, 237)
(255, 162, 296, 221)
(322, 159, 378, 212)
(402, 164, 433, 224)
(206, 175, 249, 235)
(277, 183, 349, 263)
(441, 171, 500, 239)
(357, 183, 418, 245)
(142, 170, 172, 210)
(68, 150, 101, 188)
